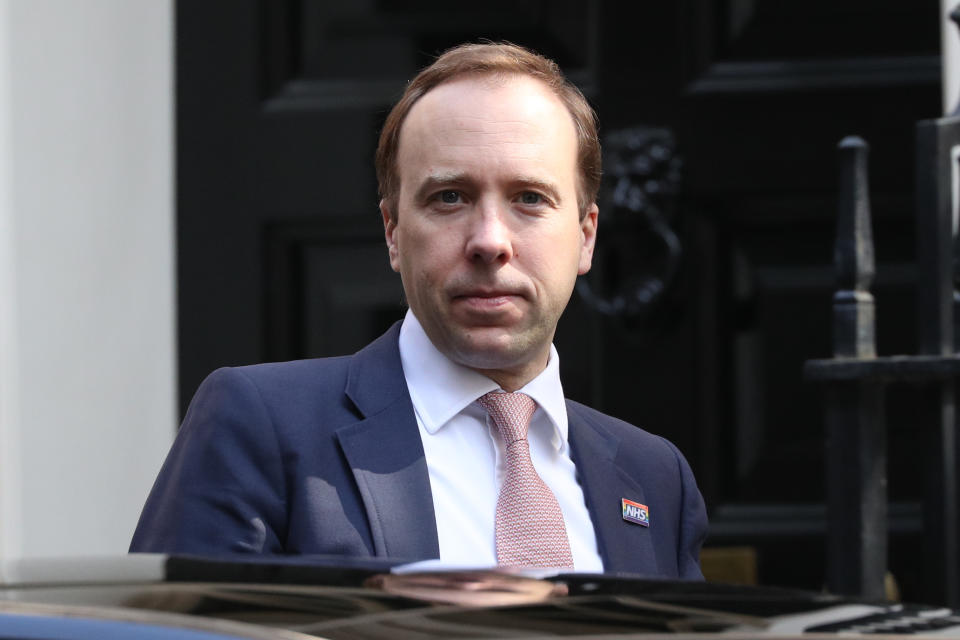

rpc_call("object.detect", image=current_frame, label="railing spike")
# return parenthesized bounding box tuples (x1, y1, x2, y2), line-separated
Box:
(954, 151, 960, 350)
(834, 136, 876, 358)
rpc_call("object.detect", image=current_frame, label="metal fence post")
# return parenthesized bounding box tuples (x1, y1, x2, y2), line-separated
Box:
(824, 137, 887, 600)
(808, 116, 960, 604)
(915, 111, 960, 606)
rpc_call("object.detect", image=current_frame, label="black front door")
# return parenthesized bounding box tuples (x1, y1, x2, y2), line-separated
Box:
(177, 0, 940, 597)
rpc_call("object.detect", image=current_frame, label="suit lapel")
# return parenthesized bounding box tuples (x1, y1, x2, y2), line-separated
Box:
(335, 324, 440, 560)
(567, 402, 659, 575)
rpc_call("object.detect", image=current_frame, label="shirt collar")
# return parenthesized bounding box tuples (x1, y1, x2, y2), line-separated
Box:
(397, 310, 569, 451)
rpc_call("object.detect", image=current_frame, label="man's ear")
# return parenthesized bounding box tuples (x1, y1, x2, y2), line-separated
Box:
(578, 202, 599, 275)
(380, 199, 401, 272)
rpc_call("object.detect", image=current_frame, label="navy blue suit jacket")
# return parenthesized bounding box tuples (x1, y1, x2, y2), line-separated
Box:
(131, 324, 707, 578)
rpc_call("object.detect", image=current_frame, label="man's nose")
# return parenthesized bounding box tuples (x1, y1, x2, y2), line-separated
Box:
(464, 204, 513, 265)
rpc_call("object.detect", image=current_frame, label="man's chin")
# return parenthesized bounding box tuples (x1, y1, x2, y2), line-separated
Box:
(445, 330, 544, 374)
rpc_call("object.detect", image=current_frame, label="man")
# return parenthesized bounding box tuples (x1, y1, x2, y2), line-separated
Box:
(131, 42, 707, 578)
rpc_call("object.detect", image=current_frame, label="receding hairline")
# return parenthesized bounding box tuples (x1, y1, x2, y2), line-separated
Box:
(376, 42, 602, 220)
(398, 71, 581, 139)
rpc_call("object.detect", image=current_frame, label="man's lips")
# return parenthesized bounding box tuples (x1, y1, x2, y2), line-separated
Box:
(450, 288, 527, 311)
(451, 287, 526, 301)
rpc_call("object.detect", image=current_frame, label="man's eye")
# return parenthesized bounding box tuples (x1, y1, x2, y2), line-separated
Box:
(519, 192, 543, 205)
(439, 191, 460, 204)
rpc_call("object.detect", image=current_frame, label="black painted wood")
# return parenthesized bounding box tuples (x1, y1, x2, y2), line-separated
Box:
(177, 0, 941, 596)
(807, 354, 960, 381)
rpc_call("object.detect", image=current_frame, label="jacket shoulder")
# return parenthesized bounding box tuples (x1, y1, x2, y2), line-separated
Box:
(225, 356, 352, 393)
(203, 321, 404, 413)
(195, 355, 357, 427)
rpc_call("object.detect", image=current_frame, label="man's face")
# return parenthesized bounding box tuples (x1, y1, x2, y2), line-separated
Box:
(382, 74, 598, 389)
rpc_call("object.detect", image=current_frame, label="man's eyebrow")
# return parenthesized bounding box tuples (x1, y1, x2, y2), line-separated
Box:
(411, 173, 564, 204)
(413, 172, 471, 202)
(513, 177, 562, 203)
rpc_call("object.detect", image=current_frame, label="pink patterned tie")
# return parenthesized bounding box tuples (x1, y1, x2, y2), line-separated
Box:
(477, 391, 574, 568)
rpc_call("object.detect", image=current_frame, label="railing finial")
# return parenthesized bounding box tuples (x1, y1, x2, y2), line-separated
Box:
(834, 136, 876, 359)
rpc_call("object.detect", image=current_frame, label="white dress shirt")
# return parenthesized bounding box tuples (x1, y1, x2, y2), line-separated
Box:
(397, 310, 604, 572)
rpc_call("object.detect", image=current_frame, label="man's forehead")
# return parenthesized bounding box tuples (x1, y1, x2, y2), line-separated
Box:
(401, 74, 572, 140)
(396, 74, 577, 168)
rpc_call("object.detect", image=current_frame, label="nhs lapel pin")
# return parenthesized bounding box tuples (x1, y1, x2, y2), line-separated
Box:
(621, 498, 650, 527)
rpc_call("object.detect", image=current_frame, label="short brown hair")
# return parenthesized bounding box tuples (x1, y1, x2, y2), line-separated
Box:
(376, 42, 601, 219)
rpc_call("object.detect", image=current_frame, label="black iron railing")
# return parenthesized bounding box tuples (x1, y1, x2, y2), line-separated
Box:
(805, 74, 960, 605)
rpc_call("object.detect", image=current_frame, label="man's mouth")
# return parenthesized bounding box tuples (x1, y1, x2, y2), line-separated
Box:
(451, 288, 525, 312)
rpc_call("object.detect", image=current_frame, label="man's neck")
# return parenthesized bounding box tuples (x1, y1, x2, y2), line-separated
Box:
(469, 356, 549, 392)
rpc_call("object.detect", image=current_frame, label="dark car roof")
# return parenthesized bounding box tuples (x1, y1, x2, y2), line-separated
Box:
(0, 555, 957, 639)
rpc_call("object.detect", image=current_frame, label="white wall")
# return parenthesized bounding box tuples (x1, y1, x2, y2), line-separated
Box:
(0, 0, 175, 558)
(944, 0, 960, 115)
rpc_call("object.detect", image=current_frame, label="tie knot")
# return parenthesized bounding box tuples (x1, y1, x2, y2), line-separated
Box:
(477, 391, 537, 445)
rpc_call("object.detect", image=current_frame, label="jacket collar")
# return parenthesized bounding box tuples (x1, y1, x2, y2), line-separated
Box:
(344, 322, 409, 417)
(336, 322, 440, 561)
(567, 401, 658, 575)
